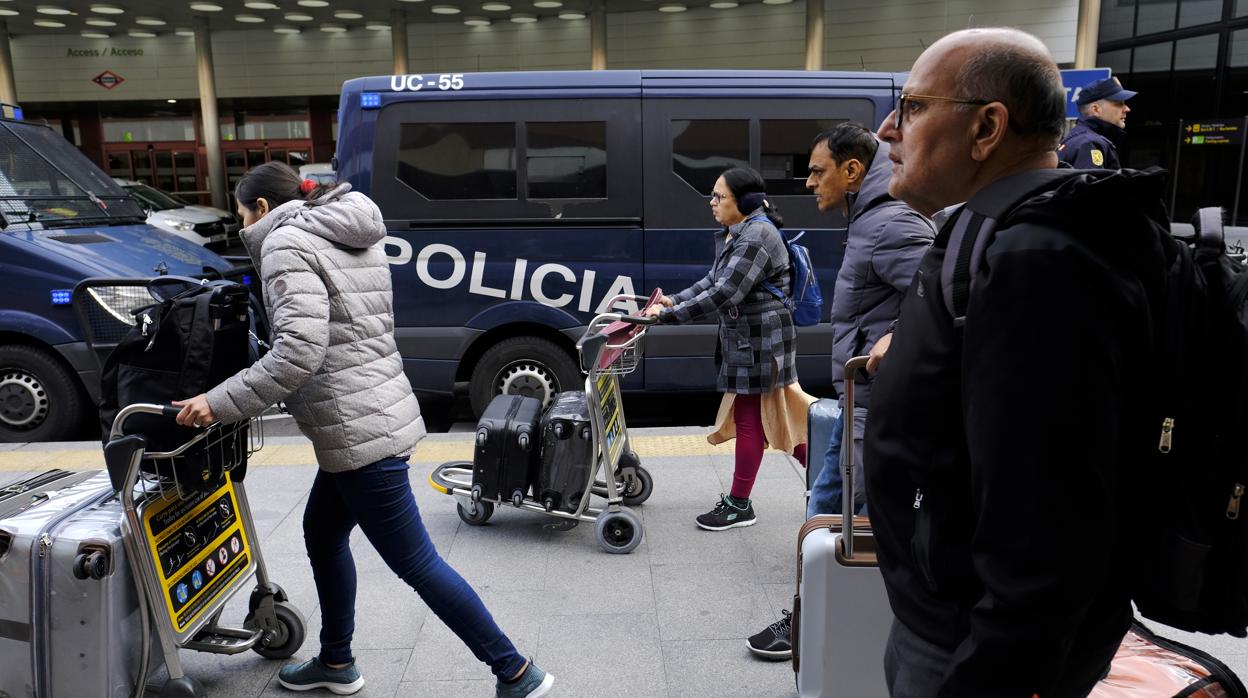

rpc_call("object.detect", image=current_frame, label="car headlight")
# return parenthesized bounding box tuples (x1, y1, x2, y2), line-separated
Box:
(168, 219, 196, 233)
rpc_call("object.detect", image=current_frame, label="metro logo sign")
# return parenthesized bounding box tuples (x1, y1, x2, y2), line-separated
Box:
(92, 70, 124, 90)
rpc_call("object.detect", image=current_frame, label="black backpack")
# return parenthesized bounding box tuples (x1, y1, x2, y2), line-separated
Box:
(98, 278, 255, 493)
(941, 169, 1248, 637)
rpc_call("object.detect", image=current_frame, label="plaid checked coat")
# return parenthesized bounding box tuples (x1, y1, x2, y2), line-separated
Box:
(659, 212, 798, 395)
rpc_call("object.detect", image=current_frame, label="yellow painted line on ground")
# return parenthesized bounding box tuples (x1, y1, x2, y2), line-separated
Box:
(0, 434, 732, 472)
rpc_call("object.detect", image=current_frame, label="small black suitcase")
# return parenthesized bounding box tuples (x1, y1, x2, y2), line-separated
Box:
(536, 391, 594, 514)
(472, 395, 542, 507)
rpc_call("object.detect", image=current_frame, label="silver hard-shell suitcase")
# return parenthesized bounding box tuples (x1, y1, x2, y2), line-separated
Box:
(792, 356, 893, 698)
(0, 470, 160, 698)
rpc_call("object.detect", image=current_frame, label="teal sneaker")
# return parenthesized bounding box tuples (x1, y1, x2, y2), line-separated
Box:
(277, 657, 365, 695)
(496, 660, 555, 698)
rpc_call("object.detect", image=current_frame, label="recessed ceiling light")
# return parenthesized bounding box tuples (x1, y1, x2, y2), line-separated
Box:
(761, 0, 794, 3)
(273, 24, 301, 33)
(557, 9, 584, 19)
(365, 21, 390, 30)
(36, 6, 72, 15)
(709, 0, 738, 6)
(81, 30, 110, 38)
(128, 28, 157, 37)
(296, 0, 330, 6)
(481, 2, 510, 11)
(175, 27, 195, 35)
(284, 11, 313, 20)
(463, 16, 489, 26)
(431, 5, 461, 14)
(533, 1, 562, 7)
(33, 19, 67, 27)
(188, 1, 224, 11)
(658, 3, 687, 11)
(90, 3, 125, 14)
(510, 12, 536, 22)
(333, 9, 363, 19)
(235, 13, 264, 22)
(0, 9, 18, 17)
(244, 0, 280, 8)
(135, 16, 167, 26)
(86, 18, 117, 26)
(319, 22, 347, 32)
(167, 99, 177, 103)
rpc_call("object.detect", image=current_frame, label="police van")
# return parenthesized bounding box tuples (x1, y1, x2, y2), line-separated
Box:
(334, 70, 900, 417)
(0, 105, 241, 441)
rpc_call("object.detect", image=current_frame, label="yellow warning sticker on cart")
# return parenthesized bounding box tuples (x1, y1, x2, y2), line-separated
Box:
(142, 476, 252, 633)
(596, 372, 625, 467)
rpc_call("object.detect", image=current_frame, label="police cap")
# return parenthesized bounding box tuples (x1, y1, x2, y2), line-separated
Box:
(1076, 77, 1137, 106)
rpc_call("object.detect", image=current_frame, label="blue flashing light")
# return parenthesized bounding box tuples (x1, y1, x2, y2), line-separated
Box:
(360, 92, 381, 109)
(242, 275, 253, 286)
(50, 289, 72, 306)
(11, 107, 22, 121)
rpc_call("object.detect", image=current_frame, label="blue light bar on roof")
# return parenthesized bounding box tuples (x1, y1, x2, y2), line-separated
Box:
(361, 92, 381, 109)
(50, 289, 72, 305)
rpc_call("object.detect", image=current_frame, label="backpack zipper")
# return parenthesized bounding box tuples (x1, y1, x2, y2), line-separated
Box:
(1158, 417, 1174, 453)
(1228, 483, 1244, 520)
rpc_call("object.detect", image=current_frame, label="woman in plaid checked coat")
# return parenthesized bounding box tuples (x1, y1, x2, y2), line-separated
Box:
(645, 167, 812, 531)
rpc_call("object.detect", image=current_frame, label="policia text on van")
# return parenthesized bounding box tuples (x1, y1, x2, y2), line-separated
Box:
(0, 108, 241, 442)
(334, 70, 901, 416)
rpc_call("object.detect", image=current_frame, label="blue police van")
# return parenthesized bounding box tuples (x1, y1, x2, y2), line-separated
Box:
(0, 106, 240, 441)
(334, 70, 900, 417)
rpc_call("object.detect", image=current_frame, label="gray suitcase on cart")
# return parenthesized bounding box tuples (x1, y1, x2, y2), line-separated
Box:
(0, 470, 158, 698)
(791, 357, 893, 698)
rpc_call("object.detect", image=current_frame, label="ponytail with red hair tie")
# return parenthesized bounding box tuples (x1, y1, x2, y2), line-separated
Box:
(300, 179, 318, 195)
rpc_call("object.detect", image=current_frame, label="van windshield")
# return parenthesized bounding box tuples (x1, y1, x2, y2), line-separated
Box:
(0, 119, 147, 229)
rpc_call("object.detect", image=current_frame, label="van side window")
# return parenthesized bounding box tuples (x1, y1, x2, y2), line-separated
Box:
(398, 123, 517, 200)
(761, 119, 845, 195)
(526, 121, 606, 199)
(671, 120, 748, 195)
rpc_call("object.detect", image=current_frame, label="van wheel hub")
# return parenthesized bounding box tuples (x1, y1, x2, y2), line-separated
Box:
(497, 362, 556, 408)
(0, 369, 49, 429)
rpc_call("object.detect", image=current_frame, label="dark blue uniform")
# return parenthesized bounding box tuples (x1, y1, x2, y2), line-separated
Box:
(1058, 116, 1125, 169)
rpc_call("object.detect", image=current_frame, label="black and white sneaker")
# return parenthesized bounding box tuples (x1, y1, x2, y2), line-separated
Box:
(747, 610, 793, 660)
(695, 494, 756, 531)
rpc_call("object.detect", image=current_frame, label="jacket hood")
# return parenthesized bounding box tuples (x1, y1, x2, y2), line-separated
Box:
(847, 137, 895, 223)
(1005, 167, 1169, 297)
(243, 183, 386, 255)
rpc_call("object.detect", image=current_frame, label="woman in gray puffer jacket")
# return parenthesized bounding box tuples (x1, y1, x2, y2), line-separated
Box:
(173, 162, 553, 698)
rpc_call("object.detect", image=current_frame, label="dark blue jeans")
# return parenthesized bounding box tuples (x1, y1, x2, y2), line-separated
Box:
(303, 456, 525, 678)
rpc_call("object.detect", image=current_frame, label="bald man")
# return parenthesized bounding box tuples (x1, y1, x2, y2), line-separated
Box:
(864, 29, 1167, 697)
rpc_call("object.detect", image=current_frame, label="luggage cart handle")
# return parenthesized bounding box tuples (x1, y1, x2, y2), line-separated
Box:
(841, 356, 870, 560)
(109, 403, 182, 442)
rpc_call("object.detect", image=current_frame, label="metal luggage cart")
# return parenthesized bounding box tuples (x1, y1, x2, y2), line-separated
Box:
(429, 294, 658, 554)
(106, 406, 306, 698)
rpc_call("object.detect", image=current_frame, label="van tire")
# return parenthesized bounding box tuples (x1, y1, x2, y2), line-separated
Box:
(469, 336, 580, 417)
(0, 345, 86, 443)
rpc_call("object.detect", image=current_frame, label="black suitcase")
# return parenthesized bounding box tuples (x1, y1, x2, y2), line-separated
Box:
(536, 391, 594, 514)
(472, 395, 542, 507)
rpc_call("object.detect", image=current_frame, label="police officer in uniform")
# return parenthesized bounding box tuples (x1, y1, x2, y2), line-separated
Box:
(1057, 76, 1136, 169)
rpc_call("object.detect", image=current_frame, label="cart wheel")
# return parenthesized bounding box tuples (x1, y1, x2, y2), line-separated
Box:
(621, 466, 653, 507)
(458, 500, 494, 525)
(158, 676, 205, 698)
(511, 491, 524, 507)
(595, 508, 643, 554)
(252, 602, 306, 660)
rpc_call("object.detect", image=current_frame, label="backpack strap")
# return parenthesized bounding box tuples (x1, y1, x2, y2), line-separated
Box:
(1194, 206, 1226, 254)
(941, 169, 1086, 326)
(177, 288, 217, 397)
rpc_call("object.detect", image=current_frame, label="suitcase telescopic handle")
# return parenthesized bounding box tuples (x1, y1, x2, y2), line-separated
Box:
(841, 356, 870, 559)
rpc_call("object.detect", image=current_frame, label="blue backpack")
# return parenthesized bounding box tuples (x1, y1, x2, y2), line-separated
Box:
(763, 230, 823, 326)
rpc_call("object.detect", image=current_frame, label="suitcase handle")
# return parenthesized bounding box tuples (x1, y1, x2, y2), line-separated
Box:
(841, 356, 870, 559)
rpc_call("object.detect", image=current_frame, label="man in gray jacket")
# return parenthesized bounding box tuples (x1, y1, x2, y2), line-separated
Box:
(747, 122, 934, 661)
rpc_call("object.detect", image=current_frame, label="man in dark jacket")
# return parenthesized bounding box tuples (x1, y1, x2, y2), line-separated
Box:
(867, 28, 1165, 697)
(1057, 76, 1136, 168)
(745, 124, 933, 661)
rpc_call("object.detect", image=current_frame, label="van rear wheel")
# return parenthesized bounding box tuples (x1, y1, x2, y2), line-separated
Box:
(0, 345, 84, 443)
(469, 336, 580, 417)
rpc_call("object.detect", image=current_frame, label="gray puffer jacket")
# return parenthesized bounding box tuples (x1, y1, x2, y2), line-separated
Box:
(206, 184, 425, 472)
(832, 138, 935, 405)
